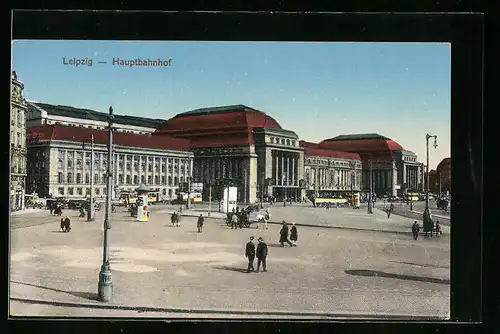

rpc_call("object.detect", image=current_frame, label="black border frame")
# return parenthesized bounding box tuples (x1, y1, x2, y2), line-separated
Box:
(7, 10, 485, 334)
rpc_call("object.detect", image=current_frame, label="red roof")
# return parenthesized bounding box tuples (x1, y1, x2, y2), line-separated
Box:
(318, 136, 402, 162)
(27, 124, 192, 152)
(437, 157, 451, 171)
(154, 108, 282, 147)
(300, 141, 360, 160)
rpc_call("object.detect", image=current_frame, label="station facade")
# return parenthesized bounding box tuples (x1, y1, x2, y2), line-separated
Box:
(22, 101, 427, 204)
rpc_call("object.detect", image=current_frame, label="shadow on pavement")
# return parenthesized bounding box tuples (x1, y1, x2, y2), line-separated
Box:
(213, 265, 250, 274)
(390, 261, 450, 269)
(11, 281, 100, 301)
(344, 270, 450, 285)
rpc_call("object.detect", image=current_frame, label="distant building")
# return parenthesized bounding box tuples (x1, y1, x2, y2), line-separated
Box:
(300, 141, 362, 197)
(10, 71, 28, 211)
(436, 157, 451, 195)
(154, 105, 304, 203)
(26, 124, 193, 199)
(427, 169, 438, 194)
(26, 102, 164, 135)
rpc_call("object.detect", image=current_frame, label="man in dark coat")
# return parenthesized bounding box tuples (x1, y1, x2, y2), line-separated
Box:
(279, 221, 293, 247)
(245, 236, 256, 272)
(256, 237, 268, 272)
(197, 214, 204, 233)
(290, 222, 298, 246)
(412, 221, 420, 240)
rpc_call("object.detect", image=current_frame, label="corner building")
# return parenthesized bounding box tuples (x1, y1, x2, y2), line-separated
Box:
(154, 105, 304, 203)
(26, 124, 193, 199)
(10, 71, 28, 210)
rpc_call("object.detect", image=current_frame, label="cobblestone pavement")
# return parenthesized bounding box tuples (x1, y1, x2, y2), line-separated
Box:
(10, 206, 450, 318)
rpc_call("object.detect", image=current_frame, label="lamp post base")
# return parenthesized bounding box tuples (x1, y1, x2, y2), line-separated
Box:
(98, 262, 113, 302)
(367, 203, 373, 214)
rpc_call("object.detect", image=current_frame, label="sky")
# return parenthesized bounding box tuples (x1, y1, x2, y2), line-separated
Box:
(11, 41, 450, 169)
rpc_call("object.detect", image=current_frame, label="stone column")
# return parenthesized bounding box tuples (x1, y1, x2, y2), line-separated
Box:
(281, 152, 285, 186)
(274, 151, 279, 185)
(115, 153, 119, 188)
(152, 156, 155, 185)
(291, 155, 295, 186)
(403, 163, 407, 188)
(138, 156, 143, 184)
(73, 151, 77, 187)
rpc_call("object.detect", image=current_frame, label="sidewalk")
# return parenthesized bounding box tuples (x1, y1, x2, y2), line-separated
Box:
(178, 205, 450, 236)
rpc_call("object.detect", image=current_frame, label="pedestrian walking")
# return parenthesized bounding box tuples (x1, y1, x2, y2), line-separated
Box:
(435, 220, 442, 236)
(231, 212, 238, 229)
(256, 237, 268, 272)
(412, 221, 420, 240)
(245, 236, 256, 272)
(279, 221, 293, 247)
(290, 222, 298, 246)
(197, 214, 204, 233)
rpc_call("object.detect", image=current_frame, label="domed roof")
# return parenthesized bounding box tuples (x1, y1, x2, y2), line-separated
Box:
(154, 104, 282, 147)
(437, 157, 451, 171)
(318, 133, 403, 161)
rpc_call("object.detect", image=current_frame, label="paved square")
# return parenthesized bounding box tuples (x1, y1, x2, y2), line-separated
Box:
(9, 204, 450, 319)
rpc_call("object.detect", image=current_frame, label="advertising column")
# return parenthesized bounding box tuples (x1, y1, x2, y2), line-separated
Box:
(136, 195, 149, 222)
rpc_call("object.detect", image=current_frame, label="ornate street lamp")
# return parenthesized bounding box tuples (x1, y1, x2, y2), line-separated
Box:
(97, 106, 114, 302)
(423, 134, 438, 232)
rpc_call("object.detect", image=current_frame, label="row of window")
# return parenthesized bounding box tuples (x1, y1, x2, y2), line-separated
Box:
(57, 187, 177, 197)
(269, 137, 296, 147)
(56, 171, 190, 186)
(306, 158, 358, 168)
(48, 121, 151, 135)
(57, 150, 191, 172)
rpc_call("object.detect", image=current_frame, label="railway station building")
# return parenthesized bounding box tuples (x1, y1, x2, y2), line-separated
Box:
(153, 105, 304, 203)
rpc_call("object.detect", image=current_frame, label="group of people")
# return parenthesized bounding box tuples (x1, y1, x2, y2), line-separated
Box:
(49, 202, 63, 216)
(245, 236, 268, 273)
(411, 220, 442, 240)
(60, 216, 71, 232)
(279, 221, 298, 247)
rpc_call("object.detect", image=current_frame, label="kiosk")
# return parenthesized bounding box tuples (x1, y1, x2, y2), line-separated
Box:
(135, 185, 150, 222)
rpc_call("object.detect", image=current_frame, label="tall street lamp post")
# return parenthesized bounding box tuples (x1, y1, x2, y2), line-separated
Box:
(423, 134, 438, 229)
(97, 106, 114, 302)
(367, 159, 373, 214)
(83, 134, 95, 222)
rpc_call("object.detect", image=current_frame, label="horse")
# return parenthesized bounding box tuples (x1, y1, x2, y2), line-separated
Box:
(60, 216, 71, 232)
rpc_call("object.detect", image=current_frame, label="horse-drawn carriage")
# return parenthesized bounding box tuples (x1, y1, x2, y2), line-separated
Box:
(225, 211, 253, 228)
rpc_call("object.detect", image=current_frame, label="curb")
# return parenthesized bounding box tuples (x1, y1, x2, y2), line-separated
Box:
(9, 297, 446, 320)
(177, 212, 443, 236)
